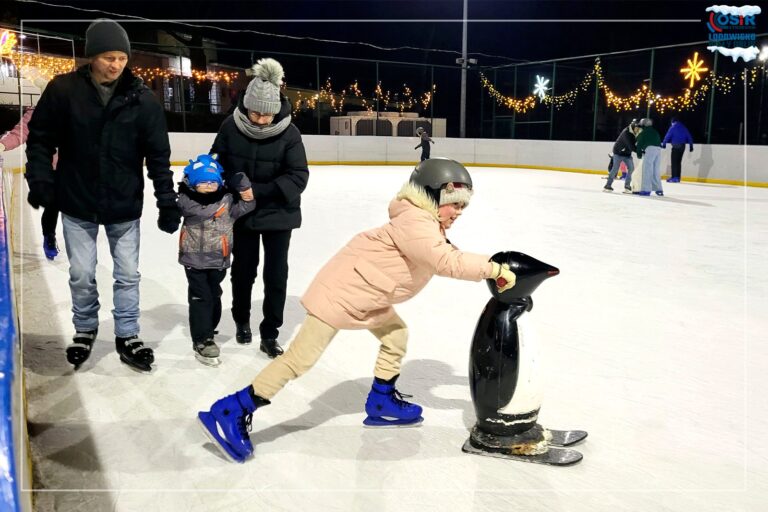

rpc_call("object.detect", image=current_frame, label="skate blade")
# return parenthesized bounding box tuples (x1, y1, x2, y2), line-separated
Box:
(194, 353, 221, 367)
(547, 429, 588, 447)
(119, 355, 153, 374)
(363, 416, 424, 428)
(197, 414, 245, 464)
(461, 439, 582, 466)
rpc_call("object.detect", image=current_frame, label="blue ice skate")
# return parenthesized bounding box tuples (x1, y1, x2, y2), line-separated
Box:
(363, 378, 424, 427)
(198, 386, 268, 463)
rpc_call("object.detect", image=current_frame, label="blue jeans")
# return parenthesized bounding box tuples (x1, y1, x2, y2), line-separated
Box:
(61, 214, 141, 337)
(641, 146, 663, 192)
(606, 154, 634, 188)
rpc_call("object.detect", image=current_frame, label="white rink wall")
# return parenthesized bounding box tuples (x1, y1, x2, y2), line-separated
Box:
(3, 132, 766, 185)
(169, 133, 768, 185)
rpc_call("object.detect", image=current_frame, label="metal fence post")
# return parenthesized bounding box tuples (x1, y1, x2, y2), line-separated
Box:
(430, 65, 434, 132)
(706, 50, 719, 144)
(512, 65, 517, 138)
(592, 60, 599, 141)
(316, 57, 321, 135)
(492, 69, 497, 138)
(549, 62, 556, 140)
(645, 48, 655, 118)
(178, 49, 187, 132)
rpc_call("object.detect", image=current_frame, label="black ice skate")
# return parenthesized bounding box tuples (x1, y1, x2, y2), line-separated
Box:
(194, 337, 221, 367)
(66, 329, 97, 369)
(116, 335, 154, 373)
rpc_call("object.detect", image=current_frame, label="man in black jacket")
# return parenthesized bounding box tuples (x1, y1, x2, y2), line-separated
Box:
(25, 19, 180, 372)
(211, 57, 309, 359)
(604, 119, 639, 193)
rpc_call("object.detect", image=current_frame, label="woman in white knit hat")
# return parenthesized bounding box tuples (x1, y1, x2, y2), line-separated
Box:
(211, 58, 309, 359)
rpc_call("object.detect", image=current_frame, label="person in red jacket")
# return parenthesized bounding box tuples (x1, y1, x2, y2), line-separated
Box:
(0, 76, 60, 260)
(197, 158, 517, 463)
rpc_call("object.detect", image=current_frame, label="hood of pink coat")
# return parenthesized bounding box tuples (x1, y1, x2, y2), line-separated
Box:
(388, 181, 440, 222)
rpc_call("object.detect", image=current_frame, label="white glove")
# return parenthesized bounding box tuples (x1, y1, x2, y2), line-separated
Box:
(489, 262, 516, 293)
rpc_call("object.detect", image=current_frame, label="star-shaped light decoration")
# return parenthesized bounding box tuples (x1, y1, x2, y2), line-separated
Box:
(533, 75, 550, 100)
(680, 52, 709, 89)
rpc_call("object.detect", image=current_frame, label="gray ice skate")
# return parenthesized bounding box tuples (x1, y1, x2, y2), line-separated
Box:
(194, 338, 221, 367)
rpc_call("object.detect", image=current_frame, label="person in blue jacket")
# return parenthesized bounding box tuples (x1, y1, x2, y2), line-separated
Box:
(661, 117, 694, 183)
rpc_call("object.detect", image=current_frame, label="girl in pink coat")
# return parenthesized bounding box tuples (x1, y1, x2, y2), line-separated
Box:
(198, 158, 517, 463)
(0, 77, 60, 260)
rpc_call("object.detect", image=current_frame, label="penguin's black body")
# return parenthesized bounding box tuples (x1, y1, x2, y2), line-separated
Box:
(463, 252, 586, 465)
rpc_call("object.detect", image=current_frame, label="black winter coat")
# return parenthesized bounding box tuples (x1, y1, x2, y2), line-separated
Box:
(612, 127, 637, 157)
(211, 94, 309, 231)
(25, 65, 175, 224)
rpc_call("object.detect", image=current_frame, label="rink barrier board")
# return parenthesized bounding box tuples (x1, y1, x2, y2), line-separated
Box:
(4, 162, 768, 188)
(0, 168, 30, 512)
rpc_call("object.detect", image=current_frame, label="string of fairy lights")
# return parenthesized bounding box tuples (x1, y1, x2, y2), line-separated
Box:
(481, 52, 763, 115)
(2, 50, 239, 84)
(6, 27, 760, 117)
(291, 80, 436, 114)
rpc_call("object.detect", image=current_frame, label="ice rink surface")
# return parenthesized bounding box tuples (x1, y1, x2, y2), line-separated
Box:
(15, 165, 768, 511)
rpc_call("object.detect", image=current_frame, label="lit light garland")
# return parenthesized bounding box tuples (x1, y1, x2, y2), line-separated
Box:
(292, 79, 434, 115)
(479, 74, 538, 113)
(481, 56, 760, 114)
(5, 50, 76, 80)
(132, 67, 240, 84)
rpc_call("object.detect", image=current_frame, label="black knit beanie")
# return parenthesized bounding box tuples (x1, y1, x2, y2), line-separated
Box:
(85, 19, 131, 58)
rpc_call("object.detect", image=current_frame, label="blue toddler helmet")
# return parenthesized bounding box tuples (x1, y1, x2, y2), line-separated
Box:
(184, 154, 224, 186)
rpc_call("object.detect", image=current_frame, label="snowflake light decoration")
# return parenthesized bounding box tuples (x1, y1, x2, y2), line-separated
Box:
(533, 75, 550, 100)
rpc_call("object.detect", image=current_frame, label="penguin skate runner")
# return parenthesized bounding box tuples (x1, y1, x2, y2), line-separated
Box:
(464, 251, 586, 466)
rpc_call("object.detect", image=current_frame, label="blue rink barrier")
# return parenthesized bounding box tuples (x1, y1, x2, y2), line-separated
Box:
(0, 171, 21, 511)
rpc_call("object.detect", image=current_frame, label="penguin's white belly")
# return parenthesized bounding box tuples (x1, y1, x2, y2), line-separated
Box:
(497, 314, 543, 415)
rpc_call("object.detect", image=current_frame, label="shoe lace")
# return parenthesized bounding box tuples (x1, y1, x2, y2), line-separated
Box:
(237, 412, 254, 438)
(392, 389, 414, 409)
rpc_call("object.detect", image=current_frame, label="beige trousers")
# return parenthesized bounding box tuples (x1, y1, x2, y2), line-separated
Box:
(251, 313, 408, 400)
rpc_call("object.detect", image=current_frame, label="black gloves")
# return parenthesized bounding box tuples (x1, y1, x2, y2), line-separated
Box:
(157, 204, 181, 234)
(27, 182, 56, 210)
(689, 145, 694, 152)
(227, 172, 249, 191)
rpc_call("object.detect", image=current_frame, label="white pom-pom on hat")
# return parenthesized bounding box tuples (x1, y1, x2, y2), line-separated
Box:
(251, 58, 284, 87)
(244, 57, 284, 115)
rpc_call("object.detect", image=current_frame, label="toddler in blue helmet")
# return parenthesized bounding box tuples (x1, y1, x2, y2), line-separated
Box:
(178, 154, 256, 366)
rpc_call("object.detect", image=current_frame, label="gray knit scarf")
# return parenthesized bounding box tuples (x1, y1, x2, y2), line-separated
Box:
(233, 108, 291, 139)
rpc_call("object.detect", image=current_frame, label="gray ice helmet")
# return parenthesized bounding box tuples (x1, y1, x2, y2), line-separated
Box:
(409, 158, 473, 207)
(638, 118, 653, 127)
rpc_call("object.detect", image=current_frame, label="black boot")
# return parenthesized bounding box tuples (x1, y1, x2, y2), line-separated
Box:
(66, 329, 97, 369)
(235, 323, 252, 345)
(116, 335, 154, 373)
(259, 338, 284, 359)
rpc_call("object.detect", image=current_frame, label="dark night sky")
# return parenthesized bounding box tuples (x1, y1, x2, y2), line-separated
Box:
(5, 0, 765, 139)
(5, 0, 753, 67)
